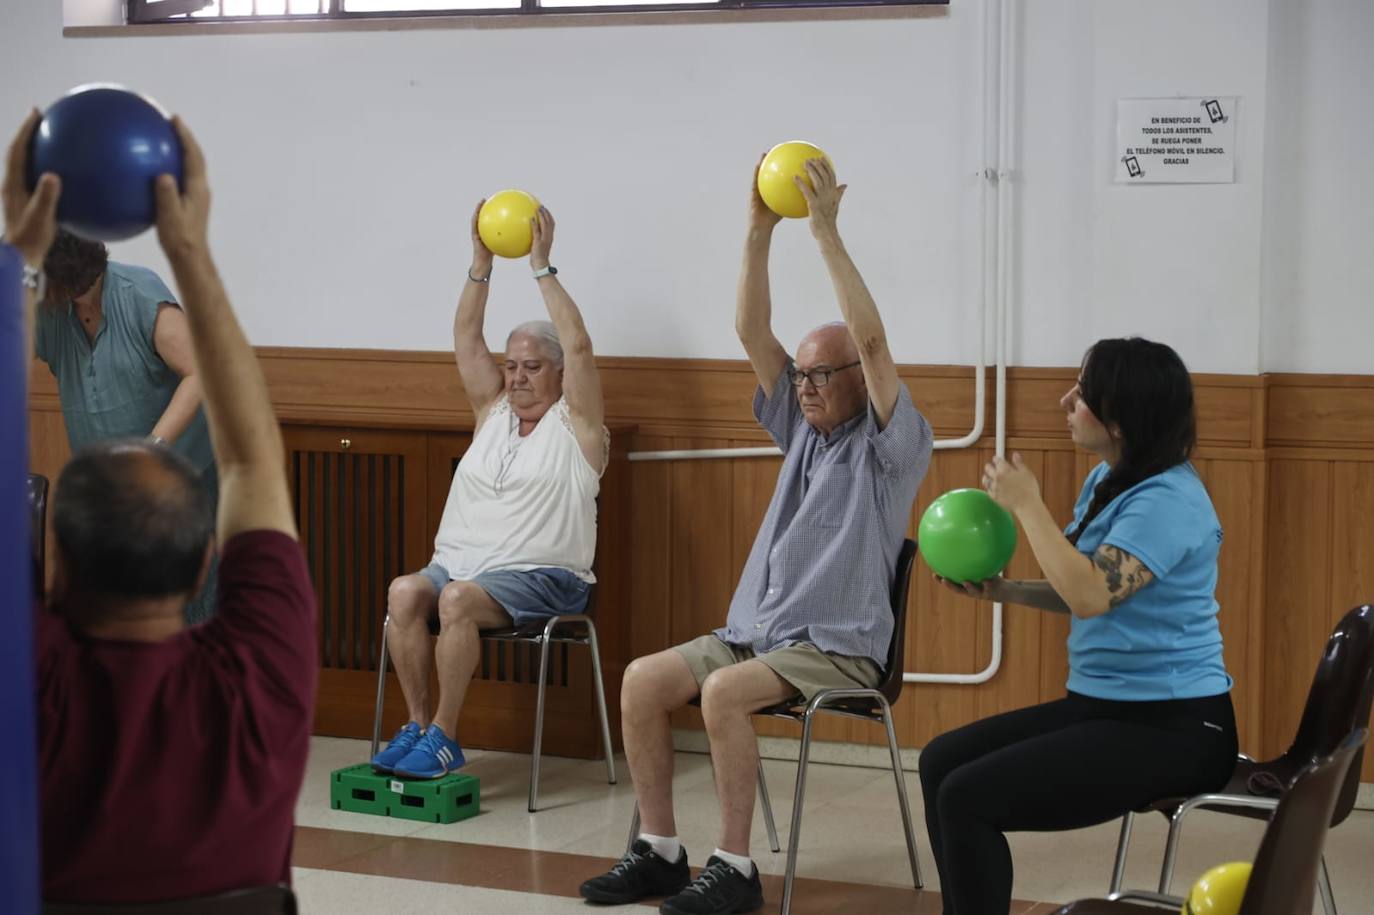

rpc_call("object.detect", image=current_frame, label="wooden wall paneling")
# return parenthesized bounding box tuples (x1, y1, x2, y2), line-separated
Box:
(629, 436, 674, 661)
(668, 437, 738, 646)
(1035, 449, 1079, 703)
(1262, 460, 1334, 763)
(594, 429, 636, 751)
(1267, 375, 1374, 448)
(286, 425, 430, 738)
(1329, 461, 1374, 780)
(974, 447, 1045, 726)
(1195, 458, 1261, 757)
(667, 437, 736, 733)
(907, 449, 986, 748)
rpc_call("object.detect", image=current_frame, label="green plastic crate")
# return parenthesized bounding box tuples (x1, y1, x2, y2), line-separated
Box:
(329, 763, 480, 824)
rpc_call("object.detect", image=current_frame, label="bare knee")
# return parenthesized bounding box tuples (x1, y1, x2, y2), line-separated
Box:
(622, 653, 696, 718)
(699, 669, 742, 728)
(436, 581, 487, 630)
(388, 575, 437, 626)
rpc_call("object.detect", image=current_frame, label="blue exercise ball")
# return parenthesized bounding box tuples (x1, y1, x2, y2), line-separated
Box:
(27, 85, 182, 242)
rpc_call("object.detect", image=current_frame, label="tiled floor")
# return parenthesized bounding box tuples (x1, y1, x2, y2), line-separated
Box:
(292, 736, 1374, 913)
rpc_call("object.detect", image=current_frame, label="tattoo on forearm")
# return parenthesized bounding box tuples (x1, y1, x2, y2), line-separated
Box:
(1092, 545, 1154, 607)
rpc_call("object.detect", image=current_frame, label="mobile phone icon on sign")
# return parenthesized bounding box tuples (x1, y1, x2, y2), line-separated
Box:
(1124, 155, 1142, 178)
(1204, 99, 1225, 123)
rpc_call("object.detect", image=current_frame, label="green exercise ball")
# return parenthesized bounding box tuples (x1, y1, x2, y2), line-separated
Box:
(918, 488, 1018, 584)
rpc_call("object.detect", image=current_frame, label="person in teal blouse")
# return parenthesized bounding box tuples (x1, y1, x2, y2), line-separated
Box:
(34, 231, 218, 623)
(920, 337, 1237, 915)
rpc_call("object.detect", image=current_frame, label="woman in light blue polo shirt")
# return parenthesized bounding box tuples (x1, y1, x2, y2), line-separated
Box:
(919, 337, 1236, 915)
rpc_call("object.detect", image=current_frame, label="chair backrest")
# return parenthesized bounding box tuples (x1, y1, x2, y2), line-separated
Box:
(1239, 728, 1367, 915)
(27, 473, 48, 599)
(1286, 604, 1374, 825)
(44, 885, 297, 915)
(877, 538, 919, 706)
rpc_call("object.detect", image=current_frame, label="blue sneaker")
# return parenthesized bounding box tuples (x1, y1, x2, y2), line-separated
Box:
(371, 721, 423, 774)
(392, 724, 465, 779)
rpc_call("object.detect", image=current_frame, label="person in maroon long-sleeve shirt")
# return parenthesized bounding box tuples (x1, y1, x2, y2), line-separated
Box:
(3, 111, 317, 904)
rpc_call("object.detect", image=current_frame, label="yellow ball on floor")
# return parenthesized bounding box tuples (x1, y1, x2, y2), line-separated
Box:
(1182, 861, 1251, 915)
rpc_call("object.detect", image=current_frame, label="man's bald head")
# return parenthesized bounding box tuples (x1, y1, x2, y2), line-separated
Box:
(792, 322, 867, 436)
(796, 322, 860, 367)
(51, 440, 214, 606)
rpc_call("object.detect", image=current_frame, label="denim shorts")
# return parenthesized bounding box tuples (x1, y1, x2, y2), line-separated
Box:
(418, 563, 590, 625)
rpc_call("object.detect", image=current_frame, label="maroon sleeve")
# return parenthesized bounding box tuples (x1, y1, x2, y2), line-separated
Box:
(199, 531, 318, 737)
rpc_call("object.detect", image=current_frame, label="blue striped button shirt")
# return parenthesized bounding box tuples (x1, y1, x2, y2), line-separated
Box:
(716, 365, 933, 665)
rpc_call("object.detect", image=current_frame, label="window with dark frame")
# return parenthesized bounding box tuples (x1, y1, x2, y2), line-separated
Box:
(127, 0, 944, 24)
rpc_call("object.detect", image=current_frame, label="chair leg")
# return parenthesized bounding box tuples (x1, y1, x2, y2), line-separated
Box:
(528, 634, 554, 813)
(1157, 811, 1185, 895)
(1318, 854, 1338, 915)
(1109, 812, 1134, 895)
(627, 801, 641, 855)
(370, 616, 391, 760)
(780, 712, 817, 915)
(757, 758, 780, 854)
(585, 621, 618, 786)
(881, 702, 923, 889)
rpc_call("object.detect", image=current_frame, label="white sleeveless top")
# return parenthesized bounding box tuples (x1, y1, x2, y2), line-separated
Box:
(431, 394, 605, 582)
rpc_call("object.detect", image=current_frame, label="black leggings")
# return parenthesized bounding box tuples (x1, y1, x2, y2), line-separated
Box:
(919, 691, 1237, 915)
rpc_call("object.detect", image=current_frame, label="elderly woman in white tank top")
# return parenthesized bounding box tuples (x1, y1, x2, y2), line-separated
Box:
(372, 203, 608, 780)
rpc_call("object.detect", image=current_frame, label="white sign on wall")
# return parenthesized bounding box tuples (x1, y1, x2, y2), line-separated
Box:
(1115, 97, 1237, 184)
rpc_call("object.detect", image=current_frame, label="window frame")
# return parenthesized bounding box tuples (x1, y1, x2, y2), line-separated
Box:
(128, 0, 945, 25)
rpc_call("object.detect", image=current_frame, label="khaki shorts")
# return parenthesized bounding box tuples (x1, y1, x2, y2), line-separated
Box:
(672, 634, 882, 703)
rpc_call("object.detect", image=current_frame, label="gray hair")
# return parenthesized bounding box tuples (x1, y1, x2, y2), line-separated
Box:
(505, 320, 564, 367)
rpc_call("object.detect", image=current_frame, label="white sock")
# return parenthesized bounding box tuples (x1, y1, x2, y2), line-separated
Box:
(711, 848, 754, 878)
(640, 833, 681, 861)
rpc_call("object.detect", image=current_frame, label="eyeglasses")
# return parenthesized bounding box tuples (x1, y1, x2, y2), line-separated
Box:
(788, 361, 861, 389)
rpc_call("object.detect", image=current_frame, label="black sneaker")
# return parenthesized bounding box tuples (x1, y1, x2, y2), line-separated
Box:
(580, 839, 691, 904)
(659, 856, 764, 915)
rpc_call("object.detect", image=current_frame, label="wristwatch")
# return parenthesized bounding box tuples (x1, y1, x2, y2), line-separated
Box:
(148, 435, 167, 447)
(22, 263, 46, 299)
(532, 265, 558, 279)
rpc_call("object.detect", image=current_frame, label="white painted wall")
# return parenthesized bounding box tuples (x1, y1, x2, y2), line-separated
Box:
(2, 0, 1365, 374)
(1260, 0, 1374, 375)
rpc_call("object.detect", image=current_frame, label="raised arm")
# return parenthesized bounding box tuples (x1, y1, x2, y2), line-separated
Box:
(154, 119, 295, 542)
(735, 157, 790, 393)
(528, 207, 605, 472)
(796, 158, 902, 430)
(453, 200, 504, 423)
(1, 110, 61, 346)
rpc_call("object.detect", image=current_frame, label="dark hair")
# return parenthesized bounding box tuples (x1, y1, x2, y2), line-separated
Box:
(43, 230, 108, 301)
(1067, 337, 1197, 544)
(52, 440, 214, 598)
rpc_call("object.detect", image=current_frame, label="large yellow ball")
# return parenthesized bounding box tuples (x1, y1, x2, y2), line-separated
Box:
(1182, 862, 1252, 915)
(757, 141, 832, 219)
(478, 189, 540, 258)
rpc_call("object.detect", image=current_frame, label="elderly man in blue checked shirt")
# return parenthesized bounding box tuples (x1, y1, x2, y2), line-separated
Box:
(582, 159, 934, 915)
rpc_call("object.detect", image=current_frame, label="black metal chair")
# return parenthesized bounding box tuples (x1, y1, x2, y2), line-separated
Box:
(1107, 604, 1374, 914)
(1056, 727, 1368, 915)
(45, 884, 297, 914)
(28, 472, 48, 600)
(370, 583, 616, 812)
(628, 538, 923, 915)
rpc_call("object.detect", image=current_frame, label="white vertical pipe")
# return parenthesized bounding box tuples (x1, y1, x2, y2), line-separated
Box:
(905, 0, 1014, 686)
